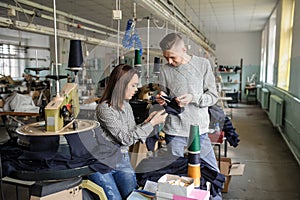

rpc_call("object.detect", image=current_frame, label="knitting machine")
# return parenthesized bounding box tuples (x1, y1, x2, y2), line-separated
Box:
(44, 83, 80, 132)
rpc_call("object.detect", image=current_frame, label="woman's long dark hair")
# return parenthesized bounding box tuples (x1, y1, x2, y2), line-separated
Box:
(99, 64, 138, 109)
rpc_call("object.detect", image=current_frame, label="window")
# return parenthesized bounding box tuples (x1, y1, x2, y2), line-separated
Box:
(260, 27, 267, 82)
(0, 44, 22, 77)
(267, 9, 277, 85)
(277, 0, 295, 90)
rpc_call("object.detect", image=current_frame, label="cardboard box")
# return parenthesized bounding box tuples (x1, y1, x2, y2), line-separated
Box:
(157, 174, 194, 197)
(129, 141, 148, 169)
(218, 157, 245, 193)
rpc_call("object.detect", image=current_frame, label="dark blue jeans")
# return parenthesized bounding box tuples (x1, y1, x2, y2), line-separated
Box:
(88, 152, 137, 200)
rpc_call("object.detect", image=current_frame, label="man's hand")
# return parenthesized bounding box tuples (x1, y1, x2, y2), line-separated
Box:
(176, 94, 193, 107)
(155, 91, 168, 106)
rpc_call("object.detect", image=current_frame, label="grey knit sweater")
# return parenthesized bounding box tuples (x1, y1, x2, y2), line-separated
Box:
(96, 101, 153, 150)
(159, 55, 218, 136)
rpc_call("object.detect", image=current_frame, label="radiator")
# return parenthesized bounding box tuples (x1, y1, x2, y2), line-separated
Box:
(256, 85, 262, 103)
(261, 88, 269, 109)
(269, 95, 284, 126)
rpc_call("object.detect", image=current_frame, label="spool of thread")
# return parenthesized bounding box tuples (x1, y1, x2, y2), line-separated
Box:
(68, 40, 83, 68)
(134, 49, 142, 72)
(134, 49, 142, 66)
(188, 152, 201, 165)
(153, 57, 161, 73)
(188, 124, 201, 152)
(187, 163, 201, 188)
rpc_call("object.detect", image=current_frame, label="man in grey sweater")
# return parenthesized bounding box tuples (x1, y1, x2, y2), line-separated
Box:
(156, 33, 222, 199)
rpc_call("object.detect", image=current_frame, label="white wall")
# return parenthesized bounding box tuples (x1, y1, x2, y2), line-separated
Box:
(211, 32, 261, 66)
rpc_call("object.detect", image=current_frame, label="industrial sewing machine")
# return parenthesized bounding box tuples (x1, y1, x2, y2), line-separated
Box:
(44, 82, 80, 132)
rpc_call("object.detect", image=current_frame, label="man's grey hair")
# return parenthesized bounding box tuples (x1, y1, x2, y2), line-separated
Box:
(159, 33, 184, 51)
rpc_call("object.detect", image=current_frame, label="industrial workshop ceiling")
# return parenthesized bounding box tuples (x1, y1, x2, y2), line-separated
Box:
(0, 0, 279, 52)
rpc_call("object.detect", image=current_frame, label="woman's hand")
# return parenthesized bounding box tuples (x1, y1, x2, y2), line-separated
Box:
(149, 110, 168, 126)
(144, 111, 158, 123)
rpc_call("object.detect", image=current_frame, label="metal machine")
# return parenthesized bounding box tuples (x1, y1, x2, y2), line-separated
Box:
(44, 83, 80, 132)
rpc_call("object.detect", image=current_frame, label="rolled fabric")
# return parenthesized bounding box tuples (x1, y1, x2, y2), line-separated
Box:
(188, 163, 201, 188)
(188, 124, 201, 152)
(153, 57, 161, 73)
(68, 40, 83, 68)
(134, 49, 142, 73)
(188, 152, 201, 165)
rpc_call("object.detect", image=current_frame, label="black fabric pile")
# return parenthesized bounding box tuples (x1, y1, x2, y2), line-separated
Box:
(162, 96, 184, 115)
(129, 99, 150, 124)
(135, 155, 225, 197)
(199, 159, 225, 196)
(222, 116, 240, 147)
(0, 126, 121, 179)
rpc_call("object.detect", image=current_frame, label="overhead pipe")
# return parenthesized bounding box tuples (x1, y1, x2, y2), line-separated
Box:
(140, 0, 215, 53)
(15, 0, 119, 34)
(3, 0, 214, 53)
(159, 0, 214, 49)
(0, 2, 118, 38)
(14, 0, 214, 52)
(163, 0, 207, 40)
(0, 17, 122, 49)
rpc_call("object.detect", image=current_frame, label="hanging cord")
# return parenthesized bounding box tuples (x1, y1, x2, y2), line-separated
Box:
(13, 0, 31, 22)
(122, 19, 143, 55)
(13, 0, 36, 29)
